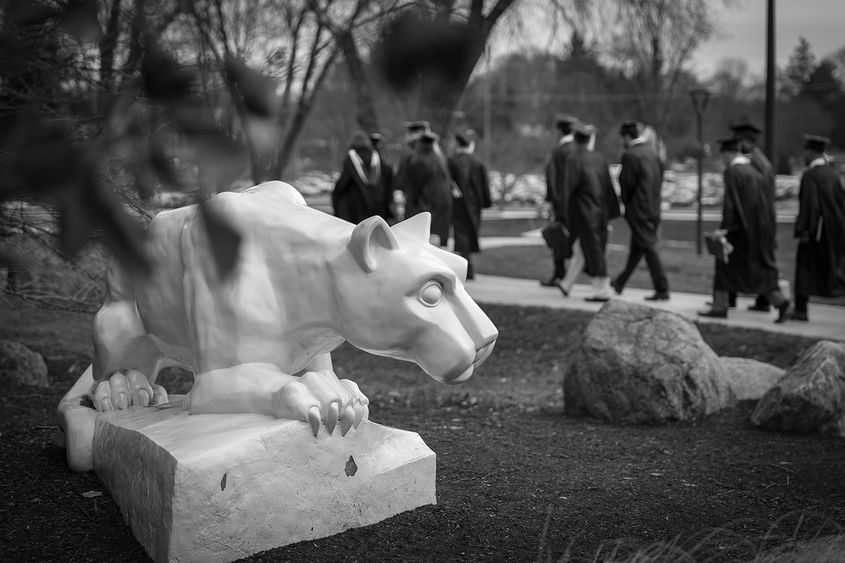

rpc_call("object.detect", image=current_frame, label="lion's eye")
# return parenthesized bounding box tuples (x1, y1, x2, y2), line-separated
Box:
(418, 281, 443, 307)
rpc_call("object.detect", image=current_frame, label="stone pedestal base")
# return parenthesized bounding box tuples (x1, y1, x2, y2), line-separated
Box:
(93, 397, 436, 562)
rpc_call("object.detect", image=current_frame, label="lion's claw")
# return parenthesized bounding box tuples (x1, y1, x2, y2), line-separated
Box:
(275, 370, 369, 437)
(91, 370, 164, 412)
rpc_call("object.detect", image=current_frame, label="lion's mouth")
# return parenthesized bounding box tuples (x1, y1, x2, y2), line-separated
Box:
(445, 336, 497, 384)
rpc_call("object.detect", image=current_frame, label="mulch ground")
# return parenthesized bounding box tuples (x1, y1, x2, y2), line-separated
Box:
(1, 298, 844, 562)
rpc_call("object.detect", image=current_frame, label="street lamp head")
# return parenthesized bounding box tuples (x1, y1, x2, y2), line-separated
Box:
(689, 89, 711, 115)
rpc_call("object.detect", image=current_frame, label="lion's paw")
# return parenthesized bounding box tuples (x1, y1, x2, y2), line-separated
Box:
(273, 370, 369, 437)
(91, 370, 168, 412)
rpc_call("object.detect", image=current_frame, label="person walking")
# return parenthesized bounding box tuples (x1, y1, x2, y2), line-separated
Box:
(447, 131, 492, 280)
(557, 124, 620, 302)
(698, 137, 793, 322)
(611, 121, 670, 301)
(540, 114, 579, 287)
(395, 130, 453, 247)
(331, 132, 390, 223)
(793, 135, 845, 321)
(369, 132, 396, 222)
(730, 120, 778, 312)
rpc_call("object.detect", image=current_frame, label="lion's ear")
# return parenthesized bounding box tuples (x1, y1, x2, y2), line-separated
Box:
(391, 212, 431, 242)
(348, 216, 400, 273)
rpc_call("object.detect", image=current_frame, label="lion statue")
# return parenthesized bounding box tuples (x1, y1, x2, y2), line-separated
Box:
(58, 181, 498, 471)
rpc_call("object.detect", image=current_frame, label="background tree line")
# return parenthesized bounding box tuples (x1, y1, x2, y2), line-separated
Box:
(1, 0, 844, 282)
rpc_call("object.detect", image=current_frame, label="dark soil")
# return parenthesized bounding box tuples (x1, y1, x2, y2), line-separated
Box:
(1, 298, 844, 562)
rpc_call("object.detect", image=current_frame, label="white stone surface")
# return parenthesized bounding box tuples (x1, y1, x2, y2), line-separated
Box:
(94, 396, 436, 563)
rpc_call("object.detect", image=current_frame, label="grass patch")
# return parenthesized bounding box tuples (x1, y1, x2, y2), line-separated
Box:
(3, 299, 843, 561)
(477, 219, 845, 307)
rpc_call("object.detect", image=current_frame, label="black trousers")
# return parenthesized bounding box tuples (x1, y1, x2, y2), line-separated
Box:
(614, 234, 669, 293)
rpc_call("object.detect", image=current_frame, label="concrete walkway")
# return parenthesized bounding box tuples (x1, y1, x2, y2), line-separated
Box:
(465, 274, 845, 342)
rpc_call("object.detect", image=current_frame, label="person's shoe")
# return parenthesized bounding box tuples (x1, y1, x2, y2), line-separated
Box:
(747, 303, 771, 313)
(557, 282, 569, 297)
(774, 300, 794, 324)
(611, 279, 624, 295)
(585, 295, 611, 303)
(792, 310, 809, 322)
(644, 292, 670, 301)
(705, 300, 735, 309)
(540, 276, 561, 287)
(698, 309, 728, 319)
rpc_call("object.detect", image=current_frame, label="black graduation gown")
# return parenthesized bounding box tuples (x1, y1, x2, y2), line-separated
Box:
(332, 149, 389, 223)
(619, 142, 663, 247)
(545, 139, 576, 223)
(375, 150, 396, 221)
(749, 146, 777, 258)
(447, 152, 492, 255)
(714, 161, 779, 294)
(564, 148, 619, 277)
(395, 148, 453, 244)
(794, 162, 845, 297)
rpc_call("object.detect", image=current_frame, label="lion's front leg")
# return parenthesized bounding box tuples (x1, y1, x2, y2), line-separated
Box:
(186, 363, 368, 437)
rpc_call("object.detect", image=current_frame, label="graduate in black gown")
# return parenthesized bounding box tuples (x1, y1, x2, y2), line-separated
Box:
(611, 121, 670, 301)
(730, 120, 779, 312)
(559, 124, 620, 302)
(793, 135, 845, 321)
(332, 132, 390, 223)
(395, 130, 452, 246)
(540, 114, 579, 286)
(698, 138, 793, 322)
(447, 131, 492, 280)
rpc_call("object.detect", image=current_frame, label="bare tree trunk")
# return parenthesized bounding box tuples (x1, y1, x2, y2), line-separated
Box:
(336, 29, 380, 133)
(274, 49, 339, 177)
(98, 0, 123, 113)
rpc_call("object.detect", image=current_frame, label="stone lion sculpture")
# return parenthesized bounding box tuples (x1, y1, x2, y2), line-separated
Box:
(58, 181, 498, 471)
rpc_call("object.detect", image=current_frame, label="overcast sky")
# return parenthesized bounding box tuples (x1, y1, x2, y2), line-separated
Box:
(491, 0, 845, 81)
(693, 0, 845, 77)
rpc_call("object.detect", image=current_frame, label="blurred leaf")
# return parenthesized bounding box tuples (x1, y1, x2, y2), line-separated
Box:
(88, 182, 151, 277)
(58, 0, 101, 42)
(6, 1, 61, 27)
(149, 142, 183, 190)
(133, 162, 157, 200)
(199, 201, 241, 279)
(224, 55, 277, 118)
(0, 32, 27, 75)
(142, 45, 196, 102)
(0, 248, 27, 270)
(13, 119, 87, 194)
(373, 10, 477, 92)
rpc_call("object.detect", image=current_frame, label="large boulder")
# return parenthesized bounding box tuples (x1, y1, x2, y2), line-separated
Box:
(751, 340, 845, 437)
(564, 300, 736, 423)
(0, 340, 49, 387)
(720, 357, 785, 401)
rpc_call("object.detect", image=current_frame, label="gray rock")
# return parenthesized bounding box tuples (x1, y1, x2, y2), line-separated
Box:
(751, 340, 845, 437)
(0, 340, 49, 387)
(564, 300, 736, 423)
(720, 357, 785, 401)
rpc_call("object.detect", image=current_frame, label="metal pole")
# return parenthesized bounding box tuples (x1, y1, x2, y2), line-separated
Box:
(764, 0, 776, 162)
(696, 110, 703, 255)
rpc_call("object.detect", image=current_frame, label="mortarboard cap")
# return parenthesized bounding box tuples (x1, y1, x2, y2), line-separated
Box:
(555, 114, 578, 129)
(420, 131, 438, 144)
(717, 136, 740, 152)
(573, 123, 596, 142)
(404, 120, 431, 133)
(803, 134, 830, 152)
(729, 119, 762, 135)
(619, 121, 639, 137)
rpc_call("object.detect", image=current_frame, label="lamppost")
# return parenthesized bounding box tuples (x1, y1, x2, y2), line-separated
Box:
(690, 88, 711, 256)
